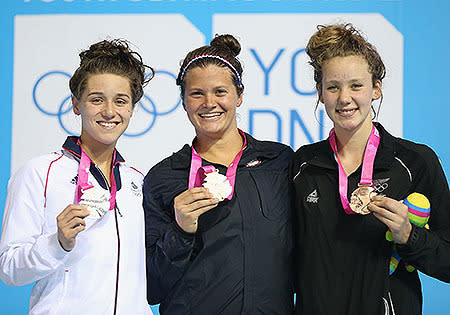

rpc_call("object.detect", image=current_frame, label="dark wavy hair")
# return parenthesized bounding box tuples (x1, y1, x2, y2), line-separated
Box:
(69, 39, 154, 105)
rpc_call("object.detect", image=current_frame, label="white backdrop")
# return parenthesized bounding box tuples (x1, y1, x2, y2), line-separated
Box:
(13, 13, 402, 175)
(12, 14, 201, 174)
(1, 1, 449, 314)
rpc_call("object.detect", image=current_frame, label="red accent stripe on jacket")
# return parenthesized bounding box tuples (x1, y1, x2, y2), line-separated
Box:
(44, 154, 64, 207)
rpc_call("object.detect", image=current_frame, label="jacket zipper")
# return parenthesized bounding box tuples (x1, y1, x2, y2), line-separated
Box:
(249, 172, 265, 217)
(387, 291, 396, 315)
(94, 164, 121, 314)
(113, 204, 121, 315)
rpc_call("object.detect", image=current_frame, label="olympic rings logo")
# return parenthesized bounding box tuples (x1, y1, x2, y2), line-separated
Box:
(32, 70, 181, 137)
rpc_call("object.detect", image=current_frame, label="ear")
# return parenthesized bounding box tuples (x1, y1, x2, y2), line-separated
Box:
(72, 96, 81, 115)
(317, 84, 324, 104)
(236, 93, 243, 108)
(372, 80, 382, 100)
(179, 93, 186, 111)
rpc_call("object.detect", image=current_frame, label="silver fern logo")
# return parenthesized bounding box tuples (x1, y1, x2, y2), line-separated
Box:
(373, 178, 390, 195)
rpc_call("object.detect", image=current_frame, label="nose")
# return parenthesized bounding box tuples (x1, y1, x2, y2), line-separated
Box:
(203, 93, 216, 108)
(101, 100, 115, 118)
(338, 88, 352, 105)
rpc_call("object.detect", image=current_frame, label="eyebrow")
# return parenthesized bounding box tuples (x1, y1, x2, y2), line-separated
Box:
(325, 79, 365, 86)
(188, 85, 229, 90)
(116, 93, 131, 98)
(87, 92, 131, 98)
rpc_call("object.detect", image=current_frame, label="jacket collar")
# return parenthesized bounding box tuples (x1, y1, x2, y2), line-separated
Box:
(170, 132, 281, 170)
(62, 136, 123, 190)
(62, 136, 125, 165)
(303, 123, 397, 171)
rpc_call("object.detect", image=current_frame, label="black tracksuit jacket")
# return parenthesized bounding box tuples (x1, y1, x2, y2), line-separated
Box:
(143, 133, 294, 314)
(292, 123, 450, 315)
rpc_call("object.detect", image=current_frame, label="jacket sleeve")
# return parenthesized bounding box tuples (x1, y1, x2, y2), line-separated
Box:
(397, 145, 450, 282)
(290, 146, 308, 297)
(143, 171, 196, 305)
(0, 159, 69, 286)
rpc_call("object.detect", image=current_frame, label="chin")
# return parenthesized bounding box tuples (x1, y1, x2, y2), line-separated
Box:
(196, 128, 224, 138)
(93, 137, 120, 147)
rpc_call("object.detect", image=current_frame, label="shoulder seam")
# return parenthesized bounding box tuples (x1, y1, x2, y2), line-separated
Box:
(44, 153, 64, 207)
(293, 162, 308, 181)
(129, 166, 144, 176)
(394, 156, 413, 182)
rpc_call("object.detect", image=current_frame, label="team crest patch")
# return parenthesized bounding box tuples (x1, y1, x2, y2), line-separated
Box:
(245, 159, 262, 168)
(131, 181, 142, 197)
(70, 175, 78, 185)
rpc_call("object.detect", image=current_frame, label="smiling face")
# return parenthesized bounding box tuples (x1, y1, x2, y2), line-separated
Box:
(183, 65, 243, 140)
(319, 55, 381, 137)
(72, 73, 133, 151)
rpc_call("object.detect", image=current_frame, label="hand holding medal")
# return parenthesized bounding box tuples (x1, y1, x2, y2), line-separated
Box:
(173, 187, 219, 234)
(56, 204, 90, 251)
(367, 195, 412, 244)
(175, 131, 247, 233)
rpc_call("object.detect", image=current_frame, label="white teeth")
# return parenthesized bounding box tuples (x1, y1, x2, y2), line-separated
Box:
(98, 122, 116, 128)
(200, 113, 222, 118)
(337, 108, 357, 113)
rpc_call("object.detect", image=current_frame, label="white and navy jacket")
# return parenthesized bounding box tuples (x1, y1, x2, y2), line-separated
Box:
(0, 137, 152, 315)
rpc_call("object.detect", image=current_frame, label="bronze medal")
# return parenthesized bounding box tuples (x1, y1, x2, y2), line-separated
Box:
(329, 126, 381, 215)
(349, 185, 376, 215)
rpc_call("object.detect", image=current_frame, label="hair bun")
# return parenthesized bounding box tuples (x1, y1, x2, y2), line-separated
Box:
(79, 39, 130, 65)
(210, 34, 241, 57)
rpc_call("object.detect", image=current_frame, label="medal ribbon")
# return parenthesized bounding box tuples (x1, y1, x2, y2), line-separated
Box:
(328, 125, 380, 214)
(75, 143, 117, 211)
(188, 130, 247, 200)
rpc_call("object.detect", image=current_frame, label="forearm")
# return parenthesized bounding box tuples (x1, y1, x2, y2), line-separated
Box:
(146, 222, 195, 304)
(0, 232, 68, 286)
(397, 224, 450, 282)
(397, 149, 450, 282)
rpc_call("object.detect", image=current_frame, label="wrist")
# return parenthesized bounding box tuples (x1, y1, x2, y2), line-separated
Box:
(57, 233, 73, 252)
(396, 222, 413, 245)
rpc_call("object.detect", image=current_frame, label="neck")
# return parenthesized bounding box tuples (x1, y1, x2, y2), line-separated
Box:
(194, 128, 243, 166)
(80, 136, 115, 184)
(334, 121, 373, 175)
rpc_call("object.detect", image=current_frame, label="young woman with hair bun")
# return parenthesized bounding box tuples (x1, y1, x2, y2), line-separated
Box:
(143, 34, 294, 314)
(0, 39, 154, 314)
(292, 23, 450, 315)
